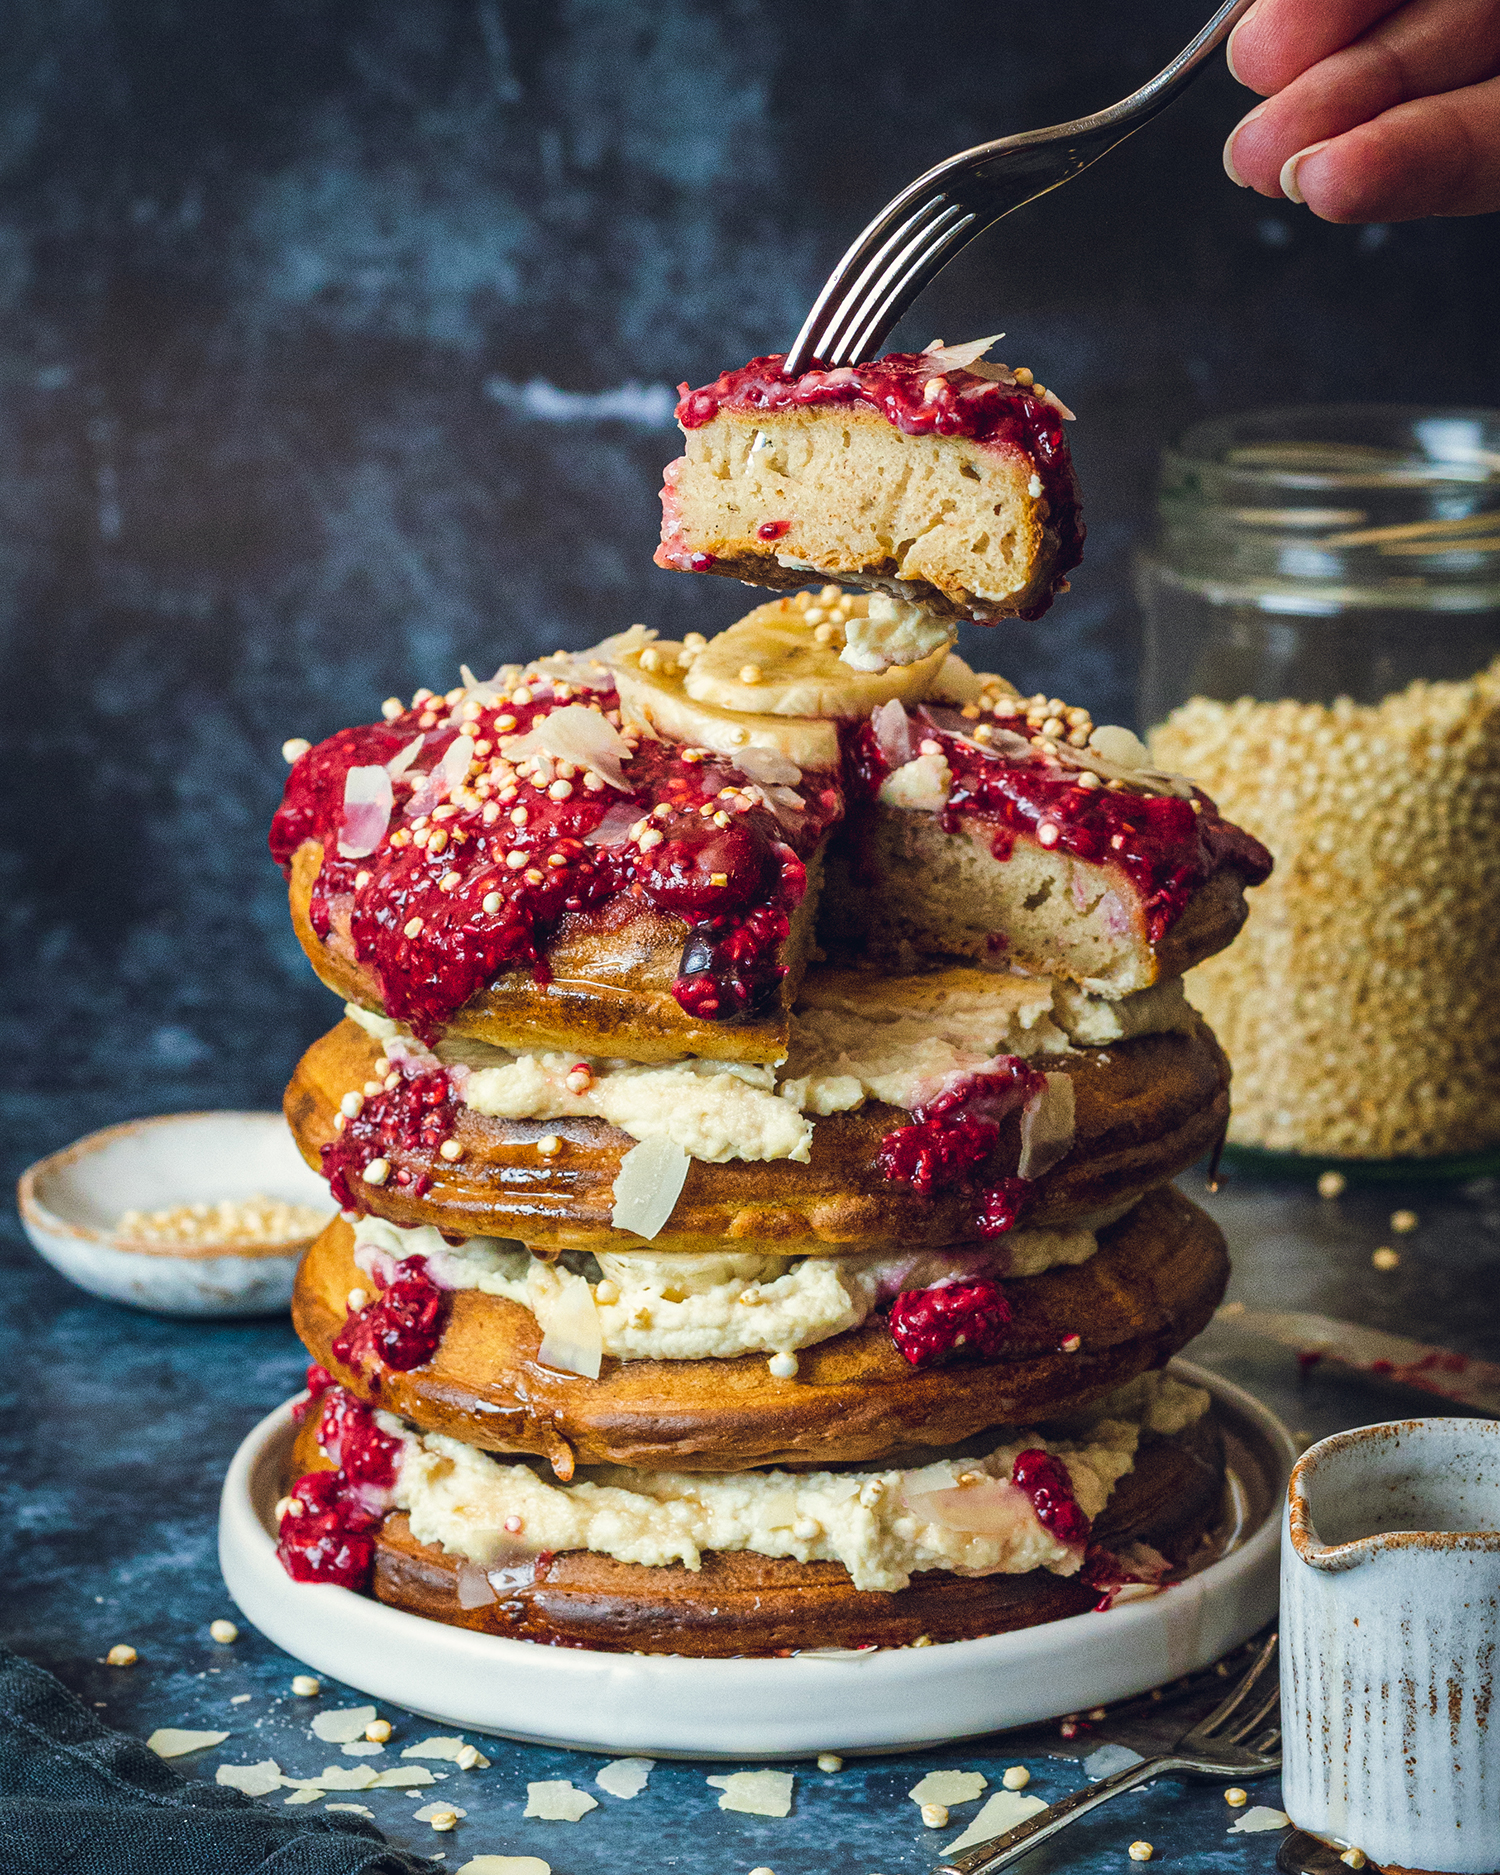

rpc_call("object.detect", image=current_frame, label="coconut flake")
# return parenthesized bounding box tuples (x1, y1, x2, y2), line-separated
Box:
(325, 1803, 374, 1816)
(1017, 1073, 1075, 1179)
(455, 1860, 552, 1875)
(871, 697, 915, 769)
(609, 1136, 690, 1241)
(441, 734, 475, 789)
(147, 1728, 229, 1758)
(945, 1790, 1048, 1855)
(369, 1765, 439, 1788)
(284, 1787, 323, 1805)
(341, 1741, 384, 1756)
(1228, 1807, 1292, 1834)
(414, 1801, 469, 1822)
(338, 765, 394, 859)
(583, 800, 645, 847)
(595, 1758, 653, 1800)
(403, 1736, 490, 1766)
(922, 334, 1007, 374)
(311, 1705, 378, 1744)
(456, 1561, 497, 1608)
(216, 1760, 283, 1796)
(501, 705, 634, 791)
(901, 1475, 1033, 1538)
(707, 1770, 794, 1817)
(535, 1265, 604, 1379)
(524, 1780, 598, 1821)
(530, 649, 617, 692)
(909, 1770, 988, 1807)
(1089, 725, 1150, 769)
(386, 734, 426, 780)
(734, 745, 802, 787)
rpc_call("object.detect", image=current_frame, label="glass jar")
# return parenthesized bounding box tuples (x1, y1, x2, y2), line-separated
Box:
(1138, 406, 1500, 1177)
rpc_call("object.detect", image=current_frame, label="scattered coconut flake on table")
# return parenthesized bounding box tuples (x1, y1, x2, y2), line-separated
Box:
(284, 1788, 324, 1806)
(944, 1790, 1048, 1855)
(402, 1736, 491, 1766)
(1229, 1807, 1291, 1833)
(283, 1765, 380, 1792)
(609, 1136, 690, 1240)
(325, 1804, 374, 1817)
(146, 1728, 229, 1759)
(455, 1859, 551, 1875)
(229, 1695, 252, 1705)
(216, 1760, 282, 1797)
(595, 1758, 653, 1800)
(341, 1741, 384, 1756)
(415, 1803, 469, 1822)
(524, 1781, 599, 1821)
(371, 1765, 441, 1788)
(311, 1705, 378, 1744)
(909, 1771, 988, 1808)
(707, 1770, 794, 1817)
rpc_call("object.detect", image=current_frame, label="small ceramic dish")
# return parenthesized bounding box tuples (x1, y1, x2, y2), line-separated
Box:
(18, 1111, 333, 1317)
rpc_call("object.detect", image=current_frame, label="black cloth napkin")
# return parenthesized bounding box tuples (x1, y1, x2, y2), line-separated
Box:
(0, 1644, 441, 1875)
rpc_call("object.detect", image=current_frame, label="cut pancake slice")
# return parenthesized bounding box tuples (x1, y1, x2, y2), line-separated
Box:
(287, 1386, 1226, 1655)
(655, 348, 1084, 624)
(285, 1013, 1231, 1254)
(291, 1186, 1229, 1473)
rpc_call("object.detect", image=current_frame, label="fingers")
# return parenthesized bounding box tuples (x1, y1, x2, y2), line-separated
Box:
(1228, 0, 1407, 94)
(1276, 76, 1500, 219)
(1225, 0, 1500, 194)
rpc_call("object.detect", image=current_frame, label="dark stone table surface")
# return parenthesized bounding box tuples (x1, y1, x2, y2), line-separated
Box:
(7, 1134, 1499, 1875)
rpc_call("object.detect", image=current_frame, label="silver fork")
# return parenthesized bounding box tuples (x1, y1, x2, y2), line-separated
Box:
(783, 0, 1257, 375)
(934, 1631, 1282, 1875)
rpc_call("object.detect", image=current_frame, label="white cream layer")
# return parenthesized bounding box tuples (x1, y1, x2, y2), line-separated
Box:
(373, 1370, 1208, 1593)
(351, 1215, 1114, 1364)
(343, 972, 1191, 1165)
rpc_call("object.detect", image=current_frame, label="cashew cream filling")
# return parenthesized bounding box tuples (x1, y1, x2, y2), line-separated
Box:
(350, 1210, 1131, 1364)
(341, 972, 1192, 1164)
(361, 1371, 1209, 1593)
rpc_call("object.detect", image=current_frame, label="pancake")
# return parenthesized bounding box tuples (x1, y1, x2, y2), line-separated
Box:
(291, 1185, 1229, 1473)
(287, 1406, 1225, 1655)
(285, 1012, 1230, 1253)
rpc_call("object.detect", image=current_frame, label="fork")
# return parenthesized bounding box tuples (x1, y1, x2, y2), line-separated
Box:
(783, 0, 1257, 376)
(934, 1631, 1282, 1875)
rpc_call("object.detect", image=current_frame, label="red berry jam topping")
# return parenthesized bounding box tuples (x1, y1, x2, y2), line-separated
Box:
(1080, 1540, 1173, 1610)
(665, 351, 1083, 616)
(276, 1381, 404, 1591)
(876, 1059, 1045, 1242)
(846, 705, 1271, 945)
(332, 1255, 447, 1376)
(888, 1278, 1013, 1368)
(1010, 1448, 1091, 1549)
(270, 670, 839, 1042)
(321, 1065, 460, 1212)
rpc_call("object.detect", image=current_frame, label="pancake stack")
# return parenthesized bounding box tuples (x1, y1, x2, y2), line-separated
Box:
(268, 585, 1271, 1656)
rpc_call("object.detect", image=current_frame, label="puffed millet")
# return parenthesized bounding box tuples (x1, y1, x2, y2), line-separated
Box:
(1150, 660, 1500, 1159)
(290, 1674, 321, 1697)
(1372, 1246, 1400, 1271)
(1317, 1170, 1347, 1199)
(428, 1809, 459, 1832)
(1002, 1766, 1030, 1790)
(1225, 1788, 1248, 1807)
(106, 1644, 137, 1667)
(1390, 1208, 1419, 1234)
(920, 1803, 949, 1828)
(1129, 1844, 1153, 1862)
(365, 1720, 392, 1743)
(817, 1753, 843, 1772)
(209, 1619, 239, 1644)
(1341, 1852, 1367, 1869)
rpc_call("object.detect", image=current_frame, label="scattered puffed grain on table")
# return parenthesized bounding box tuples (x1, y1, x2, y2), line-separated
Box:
(1129, 1845, 1154, 1862)
(1341, 1852, 1367, 1869)
(817, 1753, 843, 1772)
(1225, 1788, 1248, 1807)
(1002, 1766, 1030, 1790)
(106, 1644, 137, 1667)
(1391, 1209, 1419, 1234)
(365, 1720, 391, 1743)
(1372, 1246, 1400, 1271)
(921, 1803, 949, 1828)
(291, 1675, 321, 1697)
(209, 1620, 238, 1644)
(1150, 661, 1500, 1159)
(1317, 1170, 1347, 1199)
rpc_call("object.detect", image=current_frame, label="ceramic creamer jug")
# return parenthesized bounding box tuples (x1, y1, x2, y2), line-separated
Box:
(1281, 1418, 1500, 1874)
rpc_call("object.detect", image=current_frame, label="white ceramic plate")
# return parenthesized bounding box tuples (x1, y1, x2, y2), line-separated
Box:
(18, 1111, 333, 1316)
(219, 1360, 1294, 1757)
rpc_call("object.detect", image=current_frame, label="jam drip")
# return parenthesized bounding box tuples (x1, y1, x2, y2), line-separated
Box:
(321, 1067, 460, 1212)
(889, 1279, 1012, 1368)
(276, 1370, 404, 1590)
(270, 677, 839, 1041)
(669, 351, 1084, 615)
(876, 1059, 1045, 1244)
(332, 1255, 447, 1377)
(1011, 1449, 1090, 1549)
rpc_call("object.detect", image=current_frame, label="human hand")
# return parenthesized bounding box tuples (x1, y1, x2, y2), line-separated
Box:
(1222, 0, 1500, 220)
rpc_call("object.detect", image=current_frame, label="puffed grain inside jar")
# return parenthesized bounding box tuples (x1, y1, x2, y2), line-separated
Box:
(1139, 406, 1500, 1171)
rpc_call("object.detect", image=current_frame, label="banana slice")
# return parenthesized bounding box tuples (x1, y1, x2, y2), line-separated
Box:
(681, 593, 951, 718)
(610, 636, 841, 769)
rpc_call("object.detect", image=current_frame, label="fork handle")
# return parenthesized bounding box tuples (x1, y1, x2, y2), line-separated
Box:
(936, 1755, 1188, 1875)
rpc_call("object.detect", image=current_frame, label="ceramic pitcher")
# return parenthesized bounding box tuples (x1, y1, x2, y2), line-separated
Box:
(1281, 1418, 1500, 1874)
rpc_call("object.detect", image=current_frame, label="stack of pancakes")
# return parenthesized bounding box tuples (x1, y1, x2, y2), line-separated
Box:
(270, 592, 1269, 1656)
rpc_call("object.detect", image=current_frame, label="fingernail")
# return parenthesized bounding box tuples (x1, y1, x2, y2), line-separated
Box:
(1225, 0, 1261, 85)
(1222, 101, 1266, 188)
(1280, 139, 1331, 205)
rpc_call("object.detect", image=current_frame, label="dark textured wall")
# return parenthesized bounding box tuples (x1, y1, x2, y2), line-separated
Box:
(4, 0, 1499, 1140)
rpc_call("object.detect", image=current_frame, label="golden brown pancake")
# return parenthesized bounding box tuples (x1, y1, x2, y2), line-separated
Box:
(287, 1406, 1225, 1654)
(286, 1014, 1231, 1254)
(292, 1186, 1228, 1474)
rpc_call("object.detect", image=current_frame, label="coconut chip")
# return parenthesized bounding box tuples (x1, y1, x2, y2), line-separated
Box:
(341, 1741, 384, 1756)
(370, 1764, 441, 1788)
(501, 705, 634, 791)
(284, 1787, 324, 1806)
(1017, 1073, 1076, 1180)
(609, 1135, 690, 1241)
(338, 765, 394, 859)
(524, 1780, 599, 1821)
(871, 697, 915, 769)
(1228, 1807, 1291, 1834)
(920, 335, 1008, 376)
(147, 1728, 229, 1759)
(283, 1765, 380, 1792)
(534, 1264, 604, 1380)
(706, 1770, 794, 1817)
(311, 1705, 378, 1744)
(595, 1758, 653, 1800)
(900, 1475, 1031, 1538)
(402, 1737, 491, 1767)
(216, 1760, 283, 1797)
(415, 1802, 469, 1822)
(733, 745, 802, 788)
(456, 1860, 551, 1875)
(386, 734, 426, 779)
(909, 1770, 988, 1807)
(325, 1803, 374, 1816)
(945, 1790, 1048, 1854)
